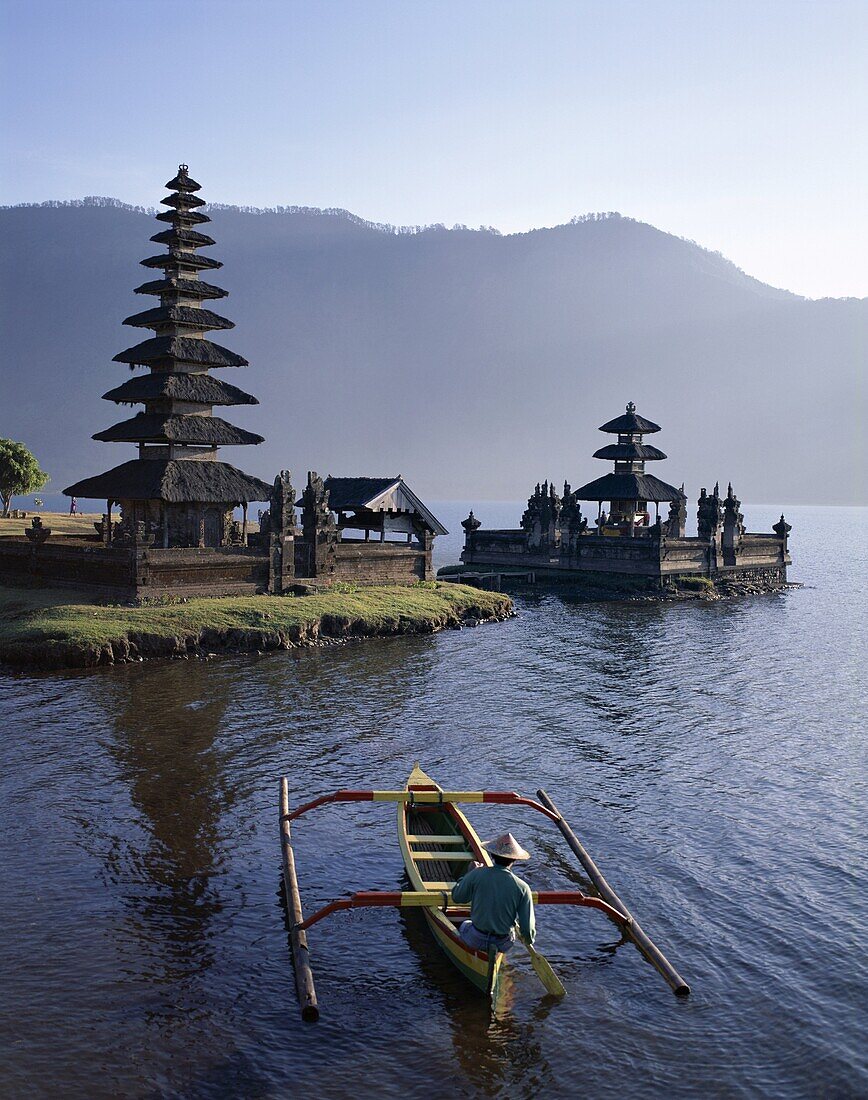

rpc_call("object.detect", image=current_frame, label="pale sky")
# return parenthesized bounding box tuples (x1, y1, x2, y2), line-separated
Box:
(2, 0, 866, 299)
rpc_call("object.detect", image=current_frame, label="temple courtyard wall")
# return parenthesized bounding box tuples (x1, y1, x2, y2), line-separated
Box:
(0, 536, 433, 601)
(333, 539, 432, 585)
(458, 529, 789, 593)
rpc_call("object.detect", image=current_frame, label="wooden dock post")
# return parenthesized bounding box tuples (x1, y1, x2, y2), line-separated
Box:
(537, 788, 690, 997)
(280, 777, 320, 1021)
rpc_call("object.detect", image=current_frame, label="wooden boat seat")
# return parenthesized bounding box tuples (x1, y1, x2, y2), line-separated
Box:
(409, 812, 463, 894)
(407, 834, 466, 844)
(413, 851, 474, 861)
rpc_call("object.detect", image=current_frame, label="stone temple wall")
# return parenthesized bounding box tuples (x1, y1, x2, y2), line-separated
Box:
(460, 516, 790, 592)
(0, 539, 270, 599)
(0, 504, 435, 600)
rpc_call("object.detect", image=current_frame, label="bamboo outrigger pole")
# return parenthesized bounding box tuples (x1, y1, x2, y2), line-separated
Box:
(537, 788, 690, 997)
(279, 777, 319, 1021)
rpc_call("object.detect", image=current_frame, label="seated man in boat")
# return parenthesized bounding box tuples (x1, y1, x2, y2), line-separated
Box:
(452, 833, 535, 954)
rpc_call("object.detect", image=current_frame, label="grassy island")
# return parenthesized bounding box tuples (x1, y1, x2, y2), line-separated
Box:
(0, 582, 513, 670)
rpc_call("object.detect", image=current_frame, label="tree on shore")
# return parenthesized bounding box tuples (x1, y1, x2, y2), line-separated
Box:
(0, 439, 49, 517)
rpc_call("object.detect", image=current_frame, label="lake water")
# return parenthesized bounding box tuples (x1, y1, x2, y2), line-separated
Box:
(1, 504, 865, 1099)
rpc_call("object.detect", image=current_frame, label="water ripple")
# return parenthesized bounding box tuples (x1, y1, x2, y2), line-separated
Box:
(0, 504, 865, 1098)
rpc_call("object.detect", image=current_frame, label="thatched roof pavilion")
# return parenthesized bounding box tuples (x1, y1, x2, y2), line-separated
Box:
(65, 165, 270, 547)
(312, 476, 448, 539)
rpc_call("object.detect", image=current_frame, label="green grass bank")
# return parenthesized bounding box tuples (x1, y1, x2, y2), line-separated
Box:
(0, 583, 514, 670)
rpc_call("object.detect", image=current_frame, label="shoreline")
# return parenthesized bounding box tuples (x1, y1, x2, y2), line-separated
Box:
(0, 583, 514, 671)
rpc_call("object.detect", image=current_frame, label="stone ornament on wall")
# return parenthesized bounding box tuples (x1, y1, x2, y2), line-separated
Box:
(268, 470, 295, 595)
(301, 471, 338, 577)
(697, 484, 723, 541)
(522, 480, 562, 551)
(666, 486, 688, 538)
(558, 481, 587, 555)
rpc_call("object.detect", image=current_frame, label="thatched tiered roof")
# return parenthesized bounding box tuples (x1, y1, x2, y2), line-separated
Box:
(599, 403, 661, 435)
(122, 305, 234, 331)
(154, 208, 210, 225)
(164, 167, 202, 192)
(592, 442, 667, 461)
(150, 228, 216, 248)
(574, 472, 682, 503)
(65, 459, 270, 504)
(160, 191, 206, 210)
(64, 164, 268, 507)
(134, 277, 228, 300)
(574, 402, 681, 505)
(102, 374, 256, 406)
(113, 336, 247, 368)
(139, 250, 223, 271)
(93, 413, 263, 446)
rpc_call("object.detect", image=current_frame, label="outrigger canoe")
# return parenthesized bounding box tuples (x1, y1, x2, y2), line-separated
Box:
(398, 764, 507, 997)
(279, 765, 690, 1020)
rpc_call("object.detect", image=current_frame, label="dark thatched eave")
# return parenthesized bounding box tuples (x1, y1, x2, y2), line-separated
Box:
(165, 168, 202, 192)
(93, 413, 264, 446)
(64, 459, 271, 504)
(134, 277, 228, 300)
(102, 374, 257, 406)
(598, 409, 662, 434)
(319, 477, 400, 510)
(592, 443, 667, 461)
(150, 228, 216, 248)
(155, 209, 211, 226)
(160, 192, 206, 210)
(113, 336, 247, 368)
(573, 472, 683, 503)
(123, 305, 234, 331)
(140, 251, 222, 272)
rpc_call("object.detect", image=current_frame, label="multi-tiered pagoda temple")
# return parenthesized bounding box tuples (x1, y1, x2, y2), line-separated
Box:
(574, 402, 683, 531)
(64, 165, 270, 547)
(0, 164, 448, 598)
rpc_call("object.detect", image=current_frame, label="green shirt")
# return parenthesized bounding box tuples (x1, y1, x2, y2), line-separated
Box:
(451, 864, 536, 943)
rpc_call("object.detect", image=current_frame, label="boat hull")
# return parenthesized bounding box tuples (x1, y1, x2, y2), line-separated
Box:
(398, 765, 504, 997)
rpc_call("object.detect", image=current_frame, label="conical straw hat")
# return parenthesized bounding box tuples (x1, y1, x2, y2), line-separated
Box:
(483, 832, 530, 860)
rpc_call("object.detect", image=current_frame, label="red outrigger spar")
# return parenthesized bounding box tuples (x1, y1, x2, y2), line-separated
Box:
(279, 765, 689, 1020)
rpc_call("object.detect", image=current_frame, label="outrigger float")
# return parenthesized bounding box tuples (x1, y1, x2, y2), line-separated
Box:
(279, 765, 689, 1020)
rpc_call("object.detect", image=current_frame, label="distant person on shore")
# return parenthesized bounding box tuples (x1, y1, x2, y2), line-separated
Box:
(452, 833, 535, 953)
(69, 497, 77, 515)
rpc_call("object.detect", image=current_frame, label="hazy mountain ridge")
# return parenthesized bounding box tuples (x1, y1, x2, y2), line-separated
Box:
(5, 195, 798, 297)
(1, 202, 864, 505)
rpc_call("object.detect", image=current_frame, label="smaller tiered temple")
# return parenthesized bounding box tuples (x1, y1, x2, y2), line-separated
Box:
(457, 402, 791, 593)
(574, 402, 683, 531)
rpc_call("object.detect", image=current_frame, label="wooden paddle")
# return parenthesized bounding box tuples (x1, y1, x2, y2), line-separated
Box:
(521, 939, 566, 997)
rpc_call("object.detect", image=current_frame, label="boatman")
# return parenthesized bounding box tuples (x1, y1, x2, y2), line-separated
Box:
(451, 833, 535, 953)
